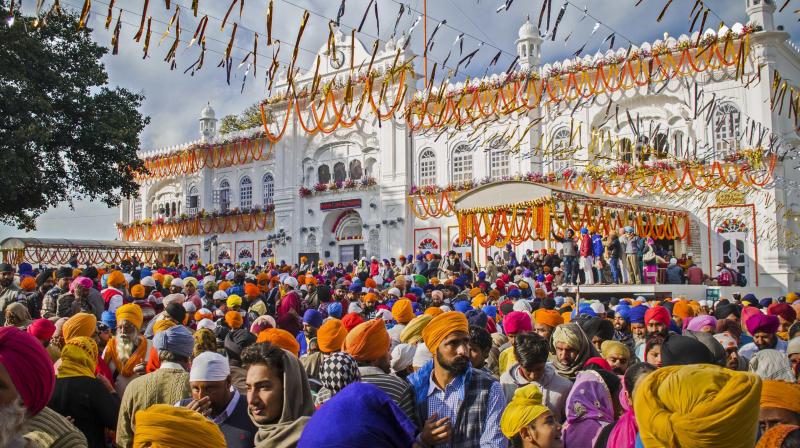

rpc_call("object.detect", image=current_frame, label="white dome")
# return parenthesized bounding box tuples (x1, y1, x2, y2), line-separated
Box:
(200, 103, 216, 120)
(518, 18, 539, 40)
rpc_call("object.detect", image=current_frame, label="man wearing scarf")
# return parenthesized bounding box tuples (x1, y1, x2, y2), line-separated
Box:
(103, 303, 153, 395)
(740, 314, 788, 360)
(241, 342, 314, 448)
(179, 351, 257, 448)
(408, 311, 507, 447)
(49, 336, 120, 447)
(550, 323, 598, 381)
(0, 327, 88, 447)
(116, 325, 193, 448)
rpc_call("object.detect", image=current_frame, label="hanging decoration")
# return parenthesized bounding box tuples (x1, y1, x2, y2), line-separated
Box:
(135, 132, 271, 180)
(457, 193, 690, 249)
(1, 243, 179, 266)
(409, 151, 776, 219)
(117, 206, 275, 241)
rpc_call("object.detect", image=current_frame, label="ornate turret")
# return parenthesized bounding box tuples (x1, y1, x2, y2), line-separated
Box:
(746, 0, 776, 31)
(199, 103, 217, 142)
(516, 17, 542, 70)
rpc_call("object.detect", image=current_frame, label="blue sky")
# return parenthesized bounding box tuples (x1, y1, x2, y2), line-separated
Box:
(2, 0, 798, 241)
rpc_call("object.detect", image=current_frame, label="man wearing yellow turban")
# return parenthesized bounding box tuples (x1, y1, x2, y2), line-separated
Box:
(400, 314, 433, 344)
(62, 312, 97, 342)
(344, 319, 417, 424)
(132, 404, 225, 448)
(103, 303, 152, 395)
(634, 364, 761, 448)
(600, 340, 630, 375)
(408, 312, 506, 446)
(500, 384, 563, 448)
(760, 380, 800, 433)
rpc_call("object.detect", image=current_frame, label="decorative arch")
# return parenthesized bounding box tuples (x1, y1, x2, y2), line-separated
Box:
(333, 210, 363, 241)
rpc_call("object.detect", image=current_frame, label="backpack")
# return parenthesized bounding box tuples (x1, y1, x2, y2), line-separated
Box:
(736, 271, 747, 287)
(717, 269, 734, 286)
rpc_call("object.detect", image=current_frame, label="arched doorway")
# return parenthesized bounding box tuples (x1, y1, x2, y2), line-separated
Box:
(332, 210, 364, 263)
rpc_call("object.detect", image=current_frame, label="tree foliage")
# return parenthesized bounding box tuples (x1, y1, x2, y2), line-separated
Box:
(0, 3, 149, 230)
(219, 104, 263, 135)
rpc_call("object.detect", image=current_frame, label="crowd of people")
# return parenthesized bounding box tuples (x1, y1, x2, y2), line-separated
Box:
(0, 253, 798, 448)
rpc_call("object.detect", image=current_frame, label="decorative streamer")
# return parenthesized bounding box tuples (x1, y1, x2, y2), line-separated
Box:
(164, 7, 180, 68)
(134, 0, 149, 42)
(391, 3, 404, 38)
(336, 0, 346, 26)
(266, 0, 273, 44)
(551, 2, 566, 41)
(657, 0, 673, 22)
(111, 9, 122, 55)
(77, 0, 90, 30)
(105, 0, 115, 29)
(221, 0, 237, 30)
(191, 0, 198, 16)
(188, 15, 208, 47)
(142, 16, 152, 58)
(358, 0, 374, 32)
(224, 22, 237, 63)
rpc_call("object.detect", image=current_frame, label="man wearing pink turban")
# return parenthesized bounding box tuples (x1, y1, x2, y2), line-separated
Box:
(740, 313, 787, 360)
(0, 327, 86, 446)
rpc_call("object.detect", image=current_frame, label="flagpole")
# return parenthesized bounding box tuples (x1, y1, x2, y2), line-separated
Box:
(423, 0, 428, 86)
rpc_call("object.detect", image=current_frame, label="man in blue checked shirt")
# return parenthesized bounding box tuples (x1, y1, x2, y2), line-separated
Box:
(409, 311, 507, 448)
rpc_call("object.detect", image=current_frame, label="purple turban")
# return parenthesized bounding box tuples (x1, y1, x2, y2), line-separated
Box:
(745, 313, 779, 335)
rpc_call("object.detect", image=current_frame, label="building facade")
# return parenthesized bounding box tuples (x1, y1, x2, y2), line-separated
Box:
(120, 1, 800, 291)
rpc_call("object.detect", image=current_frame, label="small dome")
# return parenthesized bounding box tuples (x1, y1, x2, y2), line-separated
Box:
(200, 103, 215, 120)
(518, 17, 539, 40)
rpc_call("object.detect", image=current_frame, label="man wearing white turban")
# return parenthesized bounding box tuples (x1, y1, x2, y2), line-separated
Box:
(180, 351, 257, 448)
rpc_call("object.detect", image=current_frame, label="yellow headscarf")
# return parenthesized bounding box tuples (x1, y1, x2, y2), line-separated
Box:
(58, 337, 98, 379)
(400, 314, 433, 344)
(500, 383, 550, 438)
(153, 319, 177, 334)
(634, 364, 761, 448)
(132, 404, 226, 448)
(600, 340, 630, 360)
(116, 303, 144, 330)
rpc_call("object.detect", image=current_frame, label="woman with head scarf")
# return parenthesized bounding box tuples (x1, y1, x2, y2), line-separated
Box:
(276, 289, 304, 336)
(597, 362, 657, 448)
(561, 369, 618, 447)
(749, 349, 796, 382)
(500, 383, 563, 448)
(241, 342, 314, 448)
(635, 364, 761, 448)
(4, 302, 32, 329)
(550, 323, 598, 380)
(49, 336, 120, 447)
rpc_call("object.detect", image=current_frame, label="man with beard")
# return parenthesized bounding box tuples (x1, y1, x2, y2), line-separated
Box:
(41, 267, 75, 319)
(116, 325, 193, 448)
(179, 351, 257, 448)
(408, 311, 506, 447)
(103, 303, 153, 395)
(600, 340, 631, 375)
(612, 304, 634, 349)
(739, 313, 787, 360)
(633, 305, 671, 362)
(343, 319, 417, 424)
(0, 326, 87, 447)
(0, 263, 25, 326)
(55, 276, 100, 319)
(24, 269, 54, 319)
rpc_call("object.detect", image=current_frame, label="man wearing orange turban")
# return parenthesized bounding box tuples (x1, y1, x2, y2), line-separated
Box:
(62, 312, 97, 342)
(132, 404, 225, 448)
(408, 311, 505, 446)
(671, 299, 695, 327)
(244, 283, 260, 300)
(225, 311, 244, 330)
(256, 328, 300, 357)
(388, 299, 414, 344)
(317, 319, 347, 354)
(533, 309, 563, 341)
(760, 380, 800, 432)
(343, 319, 417, 422)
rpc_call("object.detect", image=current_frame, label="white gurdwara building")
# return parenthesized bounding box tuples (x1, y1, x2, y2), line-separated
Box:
(119, 1, 800, 293)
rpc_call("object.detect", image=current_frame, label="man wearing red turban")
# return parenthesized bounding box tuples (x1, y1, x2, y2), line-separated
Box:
(0, 327, 87, 446)
(644, 305, 671, 338)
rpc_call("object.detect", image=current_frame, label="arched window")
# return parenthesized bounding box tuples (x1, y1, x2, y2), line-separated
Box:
(653, 133, 669, 159)
(132, 198, 142, 220)
(186, 186, 199, 215)
(171, 202, 176, 217)
(549, 128, 571, 172)
(216, 179, 231, 211)
(365, 157, 378, 177)
(418, 149, 437, 186)
(672, 131, 684, 158)
(333, 162, 347, 183)
(239, 176, 253, 208)
(489, 145, 510, 179)
(318, 165, 331, 184)
(620, 138, 633, 164)
(714, 103, 741, 155)
(452, 143, 473, 184)
(262, 173, 274, 205)
(349, 159, 363, 180)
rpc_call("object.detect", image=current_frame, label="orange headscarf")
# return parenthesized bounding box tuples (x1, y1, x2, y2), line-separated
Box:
(62, 313, 97, 341)
(671, 300, 695, 319)
(533, 309, 564, 328)
(317, 319, 347, 353)
(760, 380, 800, 414)
(422, 311, 469, 352)
(756, 425, 800, 448)
(392, 299, 415, 324)
(424, 307, 443, 317)
(244, 283, 260, 298)
(107, 270, 127, 289)
(344, 319, 390, 362)
(257, 328, 300, 357)
(225, 311, 244, 330)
